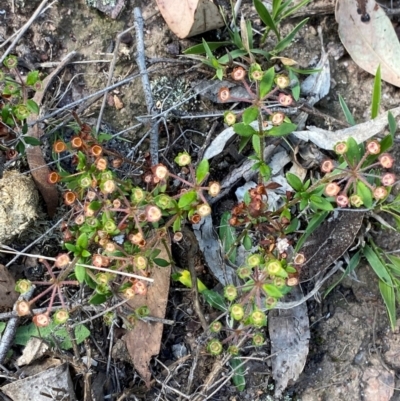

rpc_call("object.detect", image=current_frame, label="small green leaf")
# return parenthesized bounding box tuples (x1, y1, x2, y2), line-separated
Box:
(219, 212, 237, 264)
(26, 70, 39, 86)
(178, 190, 197, 208)
(89, 200, 102, 211)
(230, 357, 246, 391)
(172, 270, 208, 293)
(285, 217, 299, 234)
(388, 111, 397, 139)
(260, 67, 275, 98)
(239, 135, 252, 153)
(379, 279, 396, 330)
(273, 18, 309, 54)
(338, 94, 356, 126)
(26, 99, 40, 114)
(242, 106, 259, 124)
(310, 195, 334, 211)
(288, 69, 300, 100)
(267, 122, 297, 136)
(234, 123, 258, 137)
(243, 234, 252, 250)
(23, 135, 41, 146)
(75, 264, 87, 283)
(380, 134, 393, 153)
(216, 68, 223, 80)
(286, 172, 303, 192)
(357, 181, 373, 208)
(262, 284, 283, 298)
(153, 258, 170, 267)
(346, 137, 361, 165)
(202, 289, 227, 311)
(196, 159, 209, 184)
(184, 41, 231, 55)
(64, 243, 76, 252)
(363, 244, 392, 285)
(259, 163, 271, 180)
(254, 0, 280, 40)
(252, 135, 261, 157)
(77, 233, 88, 249)
(89, 293, 108, 305)
(371, 65, 381, 119)
(218, 49, 248, 64)
(173, 216, 182, 232)
(281, 0, 312, 20)
(81, 250, 91, 258)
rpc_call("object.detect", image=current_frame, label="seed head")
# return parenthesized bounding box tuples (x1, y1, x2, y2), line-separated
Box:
(131, 187, 145, 203)
(246, 253, 263, 267)
(266, 259, 283, 275)
(379, 153, 394, 169)
(237, 266, 252, 279)
(146, 205, 162, 222)
(90, 144, 103, 157)
(207, 339, 223, 355)
(101, 179, 116, 194)
(231, 66, 246, 81)
(122, 286, 135, 299)
(286, 276, 299, 286)
(325, 182, 341, 197)
(293, 253, 306, 265)
(129, 232, 144, 245)
(53, 140, 67, 153)
(334, 142, 348, 155)
(53, 309, 69, 325)
(55, 253, 70, 268)
(224, 285, 238, 301)
(173, 231, 183, 242)
(208, 182, 221, 197)
(336, 194, 349, 207)
(133, 255, 148, 270)
(366, 140, 381, 155)
(33, 313, 51, 327)
(278, 93, 293, 106)
(174, 152, 191, 166)
(373, 186, 388, 200)
(250, 310, 267, 328)
(271, 112, 285, 126)
(265, 296, 278, 308)
(275, 74, 290, 89)
(321, 159, 334, 173)
(217, 87, 231, 102)
(133, 280, 147, 295)
(152, 164, 169, 180)
(95, 157, 108, 171)
(223, 111, 236, 126)
(71, 136, 83, 148)
(197, 203, 212, 217)
(190, 213, 202, 224)
(209, 321, 222, 333)
(16, 300, 31, 316)
(47, 171, 60, 185)
(230, 304, 244, 321)
(252, 332, 265, 346)
(15, 279, 32, 294)
(382, 173, 396, 186)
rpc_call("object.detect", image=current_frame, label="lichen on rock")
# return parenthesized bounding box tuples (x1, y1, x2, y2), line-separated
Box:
(0, 171, 39, 244)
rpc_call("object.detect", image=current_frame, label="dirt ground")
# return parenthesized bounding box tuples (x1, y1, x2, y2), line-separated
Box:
(1, 0, 400, 400)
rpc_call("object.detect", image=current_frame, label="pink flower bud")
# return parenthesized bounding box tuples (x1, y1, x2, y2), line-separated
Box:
(336, 194, 349, 207)
(325, 183, 341, 197)
(321, 159, 334, 173)
(382, 173, 396, 186)
(379, 153, 394, 169)
(373, 186, 388, 200)
(366, 140, 381, 155)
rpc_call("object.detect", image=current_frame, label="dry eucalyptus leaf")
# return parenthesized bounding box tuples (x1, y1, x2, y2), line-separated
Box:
(269, 286, 310, 398)
(156, 0, 224, 39)
(293, 105, 400, 150)
(0, 264, 18, 309)
(123, 238, 171, 385)
(335, 0, 400, 87)
(2, 363, 76, 401)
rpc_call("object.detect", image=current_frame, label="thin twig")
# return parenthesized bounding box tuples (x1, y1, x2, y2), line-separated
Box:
(0, 0, 55, 64)
(133, 7, 159, 165)
(0, 287, 35, 364)
(96, 25, 136, 133)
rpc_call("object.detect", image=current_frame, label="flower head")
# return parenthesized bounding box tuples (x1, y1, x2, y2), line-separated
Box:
(218, 87, 231, 102)
(231, 66, 246, 81)
(325, 182, 341, 197)
(373, 186, 388, 200)
(379, 153, 394, 169)
(278, 93, 293, 106)
(382, 173, 396, 186)
(33, 313, 51, 327)
(334, 142, 348, 155)
(336, 193, 349, 207)
(271, 112, 285, 126)
(366, 140, 381, 155)
(275, 74, 290, 88)
(174, 151, 191, 166)
(146, 205, 162, 222)
(321, 159, 334, 173)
